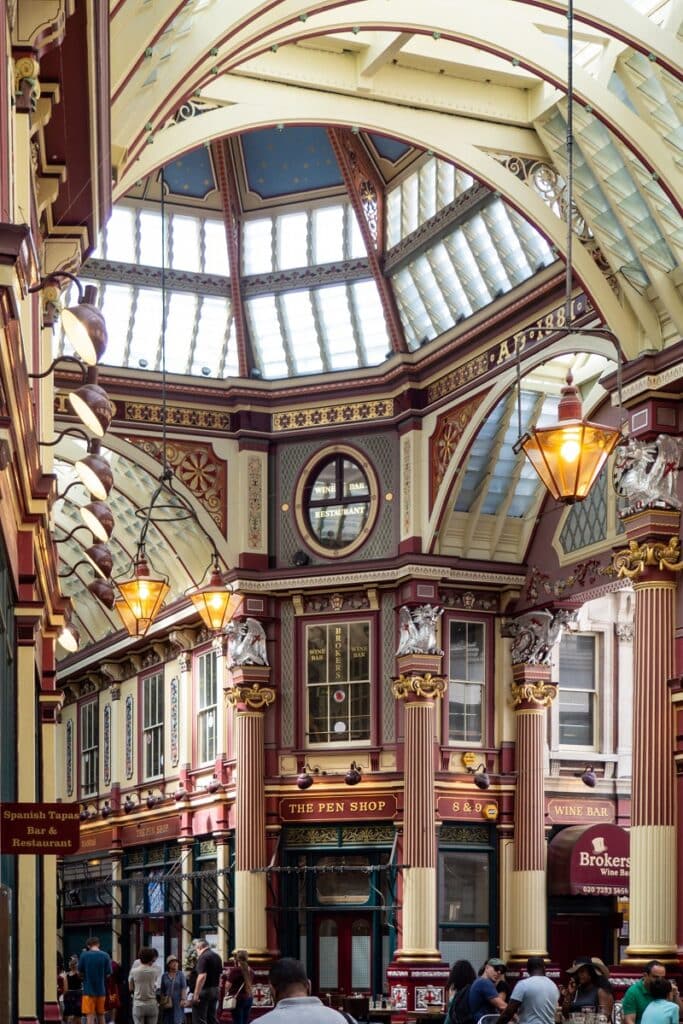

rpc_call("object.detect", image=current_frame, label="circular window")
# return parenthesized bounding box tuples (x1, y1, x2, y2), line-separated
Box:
(294, 446, 378, 558)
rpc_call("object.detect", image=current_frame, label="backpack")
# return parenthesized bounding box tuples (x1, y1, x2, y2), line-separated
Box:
(448, 984, 474, 1024)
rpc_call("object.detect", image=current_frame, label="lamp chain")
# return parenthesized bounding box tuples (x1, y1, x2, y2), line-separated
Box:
(565, 0, 574, 331)
(160, 168, 169, 475)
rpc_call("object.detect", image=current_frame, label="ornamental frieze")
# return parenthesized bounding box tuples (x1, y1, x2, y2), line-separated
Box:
(439, 589, 497, 611)
(427, 294, 590, 405)
(122, 401, 230, 432)
(273, 399, 394, 432)
(124, 437, 226, 531)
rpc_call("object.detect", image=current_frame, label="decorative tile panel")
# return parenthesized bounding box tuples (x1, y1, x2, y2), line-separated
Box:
(382, 591, 396, 743)
(247, 455, 263, 550)
(103, 704, 111, 787)
(125, 694, 134, 780)
(66, 720, 73, 797)
(430, 392, 491, 506)
(170, 676, 179, 767)
(280, 602, 294, 748)
(125, 437, 227, 532)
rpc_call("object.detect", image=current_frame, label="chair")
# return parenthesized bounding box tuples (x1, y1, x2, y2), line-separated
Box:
(345, 995, 370, 1021)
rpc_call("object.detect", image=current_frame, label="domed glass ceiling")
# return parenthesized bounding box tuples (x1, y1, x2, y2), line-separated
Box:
(58, 143, 557, 380)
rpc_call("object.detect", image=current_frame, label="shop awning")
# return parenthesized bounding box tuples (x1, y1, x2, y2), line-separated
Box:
(548, 824, 629, 896)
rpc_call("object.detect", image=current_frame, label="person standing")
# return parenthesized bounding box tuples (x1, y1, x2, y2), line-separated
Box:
(62, 956, 83, 1024)
(129, 947, 161, 1024)
(78, 937, 112, 1024)
(468, 959, 508, 1024)
(257, 958, 352, 1023)
(496, 957, 558, 1024)
(192, 939, 223, 1024)
(159, 955, 188, 1024)
(225, 950, 254, 1024)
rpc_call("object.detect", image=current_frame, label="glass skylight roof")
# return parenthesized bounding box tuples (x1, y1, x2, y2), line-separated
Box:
(67, 149, 560, 380)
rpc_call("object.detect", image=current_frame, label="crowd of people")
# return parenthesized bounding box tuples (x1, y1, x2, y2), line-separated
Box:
(445, 955, 682, 1024)
(59, 944, 683, 1024)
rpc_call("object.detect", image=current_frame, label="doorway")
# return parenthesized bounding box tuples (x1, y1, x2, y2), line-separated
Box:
(315, 913, 373, 995)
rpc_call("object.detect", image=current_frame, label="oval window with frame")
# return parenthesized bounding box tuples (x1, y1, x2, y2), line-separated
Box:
(295, 447, 378, 558)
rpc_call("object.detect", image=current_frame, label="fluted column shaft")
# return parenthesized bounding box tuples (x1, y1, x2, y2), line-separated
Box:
(627, 574, 677, 958)
(233, 709, 268, 953)
(393, 658, 445, 961)
(509, 665, 556, 960)
(227, 664, 275, 958)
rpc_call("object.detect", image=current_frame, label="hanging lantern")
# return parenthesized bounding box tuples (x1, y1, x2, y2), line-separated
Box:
(115, 553, 169, 636)
(515, 372, 621, 504)
(186, 562, 234, 632)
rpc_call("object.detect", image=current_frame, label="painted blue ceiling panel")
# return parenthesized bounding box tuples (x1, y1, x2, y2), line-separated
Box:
(367, 133, 412, 163)
(164, 148, 216, 200)
(240, 126, 343, 198)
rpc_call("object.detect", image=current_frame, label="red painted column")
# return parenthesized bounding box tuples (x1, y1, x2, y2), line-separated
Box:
(387, 652, 449, 1012)
(613, 514, 680, 962)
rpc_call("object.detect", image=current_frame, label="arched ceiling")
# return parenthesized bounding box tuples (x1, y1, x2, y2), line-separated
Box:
(106, 0, 682, 355)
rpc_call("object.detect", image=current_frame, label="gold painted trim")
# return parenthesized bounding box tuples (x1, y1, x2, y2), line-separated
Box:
(392, 673, 446, 700)
(613, 536, 683, 580)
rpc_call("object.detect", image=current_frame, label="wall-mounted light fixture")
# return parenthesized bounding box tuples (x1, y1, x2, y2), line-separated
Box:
(28, 274, 108, 365)
(57, 618, 80, 654)
(580, 765, 597, 788)
(101, 801, 113, 818)
(33, 360, 114, 440)
(87, 578, 116, 609)
(296, 764, 327, 790)
(345, 761, 363, 786)
(146, 790, 163, 809)
(462, 752, 491, 791)
(123, 794, 137, 813)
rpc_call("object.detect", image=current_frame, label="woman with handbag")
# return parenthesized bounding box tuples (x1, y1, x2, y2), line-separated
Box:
(224, 950, 254, 1024)
(159, 956, 188, 1024)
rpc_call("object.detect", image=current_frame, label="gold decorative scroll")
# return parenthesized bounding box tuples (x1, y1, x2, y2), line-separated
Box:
(612, 536, 683, 579)
(392, 673, 447, 700)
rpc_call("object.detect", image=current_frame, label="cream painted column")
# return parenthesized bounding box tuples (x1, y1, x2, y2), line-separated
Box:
(225, 663, 275, 960)
(613, 520, 680, 962)
(41, 692, 62, 1023)
(110, 853, 123, 964)
(15, 619, 40, 1023)
(392, 653, 446, 961)
(508, 664, 557, 961)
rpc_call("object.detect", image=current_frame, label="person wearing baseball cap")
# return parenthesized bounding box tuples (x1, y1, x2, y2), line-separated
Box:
(469, 959, 508, 1023)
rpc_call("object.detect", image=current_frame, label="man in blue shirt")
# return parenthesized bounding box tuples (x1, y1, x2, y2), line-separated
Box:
(469, 959, 508, 1024)
(78, 936, 112, 1024)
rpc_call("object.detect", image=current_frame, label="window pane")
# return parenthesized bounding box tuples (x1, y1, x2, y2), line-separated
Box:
(449, 622, 485, 743)
(559, 634, 595, 690)
(440, 851, 489, 923)
(307, 622, 370, 744)
(559, 690, 594, 745)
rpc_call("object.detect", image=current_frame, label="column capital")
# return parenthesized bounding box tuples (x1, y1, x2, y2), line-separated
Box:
(392, 672, 446, 701)
(227, 664, 276, 709)
(612, 534, 683, 581)
(226, 682, 276, 710)
(510, 663, 557, 710)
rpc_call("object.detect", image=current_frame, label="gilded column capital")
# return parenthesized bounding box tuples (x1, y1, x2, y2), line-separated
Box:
(510, 680, 558, 710)
(510, 662, 557, 710)
(392, 672, 446, 701)
(225, 683, 276, 710)
(612, 536, 683, 580)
